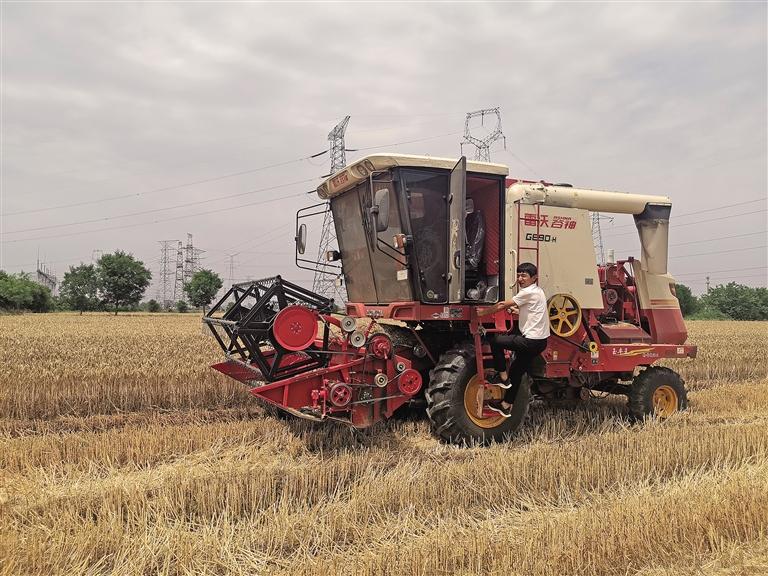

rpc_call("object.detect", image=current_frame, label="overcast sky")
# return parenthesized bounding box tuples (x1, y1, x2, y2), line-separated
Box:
(1, 1, 766, 298)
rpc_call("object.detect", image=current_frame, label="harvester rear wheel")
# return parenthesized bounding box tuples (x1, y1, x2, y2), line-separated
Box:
(628, 366, 688, 420)
(425, 343, 530, 444)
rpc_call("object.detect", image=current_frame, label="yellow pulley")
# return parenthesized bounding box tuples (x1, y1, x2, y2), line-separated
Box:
(547, 294, 582, 337)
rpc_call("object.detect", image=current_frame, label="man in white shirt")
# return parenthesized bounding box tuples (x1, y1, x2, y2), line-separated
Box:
(478, 262, 550, 418)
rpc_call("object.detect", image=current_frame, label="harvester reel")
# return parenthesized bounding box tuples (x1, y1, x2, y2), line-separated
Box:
(547, 294, 582, 337)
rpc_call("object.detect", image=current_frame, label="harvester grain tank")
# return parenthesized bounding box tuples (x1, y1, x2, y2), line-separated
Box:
(204, 154, 696, 444)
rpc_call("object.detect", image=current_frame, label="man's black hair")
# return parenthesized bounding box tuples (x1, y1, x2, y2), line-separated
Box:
(517, 262, 538, 277)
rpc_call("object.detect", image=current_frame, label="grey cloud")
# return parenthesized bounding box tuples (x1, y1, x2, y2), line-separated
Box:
(1, 2, 765, 294)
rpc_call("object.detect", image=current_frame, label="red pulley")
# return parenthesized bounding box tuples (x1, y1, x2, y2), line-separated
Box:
(271, 305, 318, 351)
(398, 368, 422, 395)
(329, 382, 352, 407)
(368, 333, 393, 359)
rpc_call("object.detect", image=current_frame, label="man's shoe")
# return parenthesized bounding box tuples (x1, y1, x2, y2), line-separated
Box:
(486, 373, 513, 389)
(486, 399, 513, 418)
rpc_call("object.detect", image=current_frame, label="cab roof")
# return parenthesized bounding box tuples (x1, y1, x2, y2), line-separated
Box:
(316, 153, 509, 200)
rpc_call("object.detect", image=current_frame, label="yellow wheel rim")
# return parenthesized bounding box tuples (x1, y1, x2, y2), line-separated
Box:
(464, 374, 506, 428)
(547, 294, 582, 337)
(652, 385, 679, 418)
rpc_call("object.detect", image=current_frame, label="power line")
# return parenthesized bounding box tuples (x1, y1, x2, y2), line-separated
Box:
(5, 130, 470, 238)
(684, 274, 767, 283)
(603, 198, 766, 231)
(3, 178, 319, 236)
(3, 190, 308, 244)
(500, 148, 545, 179)
(4, 152, 328, 217)
(673, 265, 767, 277)
(347, 131, 461, 152)
(668, 245, 766, 259)
(603, 208, 768, 239)
(612, 230, 766, 252)
(7, 129, 462, 221)
(206, 222, 295, 267)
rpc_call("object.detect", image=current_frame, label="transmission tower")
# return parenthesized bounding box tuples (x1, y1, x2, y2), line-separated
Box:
(173, 241, 184, 303)
(590, 213, 613, 265)
(158, 240, 177, 308)
(461, 107, 506, 162)
(35, 255, 57, 296)
(227, 253, 238, 285)
(312, 116, 350, 304)
(183, 234, 197, 284)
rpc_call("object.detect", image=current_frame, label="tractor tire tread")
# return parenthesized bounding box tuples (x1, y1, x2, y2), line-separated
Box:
(425, 342, 529, 445)
(628, 365, 688, 421)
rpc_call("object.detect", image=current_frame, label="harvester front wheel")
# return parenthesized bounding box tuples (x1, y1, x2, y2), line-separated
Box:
(425, 344, 530, 444)
(628, 366, 688, 420)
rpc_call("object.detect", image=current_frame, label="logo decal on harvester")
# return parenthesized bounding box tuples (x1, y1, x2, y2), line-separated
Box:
(525, 232, 557, 243)
(524, 214, 577, 229)
(612, 347, 657, 357)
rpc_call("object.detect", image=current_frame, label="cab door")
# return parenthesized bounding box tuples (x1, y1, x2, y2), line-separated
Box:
(447, 157, 467, 303)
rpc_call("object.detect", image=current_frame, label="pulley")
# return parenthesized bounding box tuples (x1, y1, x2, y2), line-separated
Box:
(374, 373, 388, 388)
(397, 369, 422, 395)
(340, 316, 357, 333)
(547, 294, 582, 338)
(367, 333, 393, 359)
(328, 382, 353, 407)
(271, 305, 318, 351)
(603, 288, 619, 306)
(349, 331, 367, 348)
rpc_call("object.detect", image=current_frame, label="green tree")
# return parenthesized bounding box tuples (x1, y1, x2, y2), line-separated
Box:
(147, 299, 161, 312)
(60, 264, 99, 314)
(176, 300, 189, 313)
(96, 251, 152, 315)
(0, 271, 53, 312)
(674, 283, 699, 317)
(183, 269, 223, 313)
(700, 282, 768, 321)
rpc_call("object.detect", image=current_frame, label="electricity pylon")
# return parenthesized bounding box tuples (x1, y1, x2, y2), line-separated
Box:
(461, 107, 506, 162)
(312, 116, 350, 304)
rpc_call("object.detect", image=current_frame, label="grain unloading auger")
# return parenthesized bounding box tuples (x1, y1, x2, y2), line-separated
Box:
(204, 154, 697, 444)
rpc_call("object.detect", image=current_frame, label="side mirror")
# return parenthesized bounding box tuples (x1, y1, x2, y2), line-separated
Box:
(370, 188, 390, 233)
(296, 223, 307, 255)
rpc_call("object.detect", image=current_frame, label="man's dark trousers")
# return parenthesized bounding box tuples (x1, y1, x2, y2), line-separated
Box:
(490, 333, 549, 403)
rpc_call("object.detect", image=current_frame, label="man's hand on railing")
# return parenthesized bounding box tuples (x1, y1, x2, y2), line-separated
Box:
(477, 300, 518, 318)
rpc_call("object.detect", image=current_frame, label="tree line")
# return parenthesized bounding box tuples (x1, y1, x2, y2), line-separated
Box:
(675, 283, 768, 321)
(2, 254, 765, 320)
(1, 251, 223, 314)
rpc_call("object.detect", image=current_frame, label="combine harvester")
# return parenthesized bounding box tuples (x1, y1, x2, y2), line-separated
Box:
(204, 154, 696, 444)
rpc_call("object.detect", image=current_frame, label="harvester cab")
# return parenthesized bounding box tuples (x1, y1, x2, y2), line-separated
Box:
(204, 154, 697, 444)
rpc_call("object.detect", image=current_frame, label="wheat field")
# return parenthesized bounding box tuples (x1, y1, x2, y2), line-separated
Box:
(1, 314, 767, 576)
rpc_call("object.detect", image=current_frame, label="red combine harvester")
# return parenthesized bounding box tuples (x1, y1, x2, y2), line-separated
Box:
(204, 154, 696, 444)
